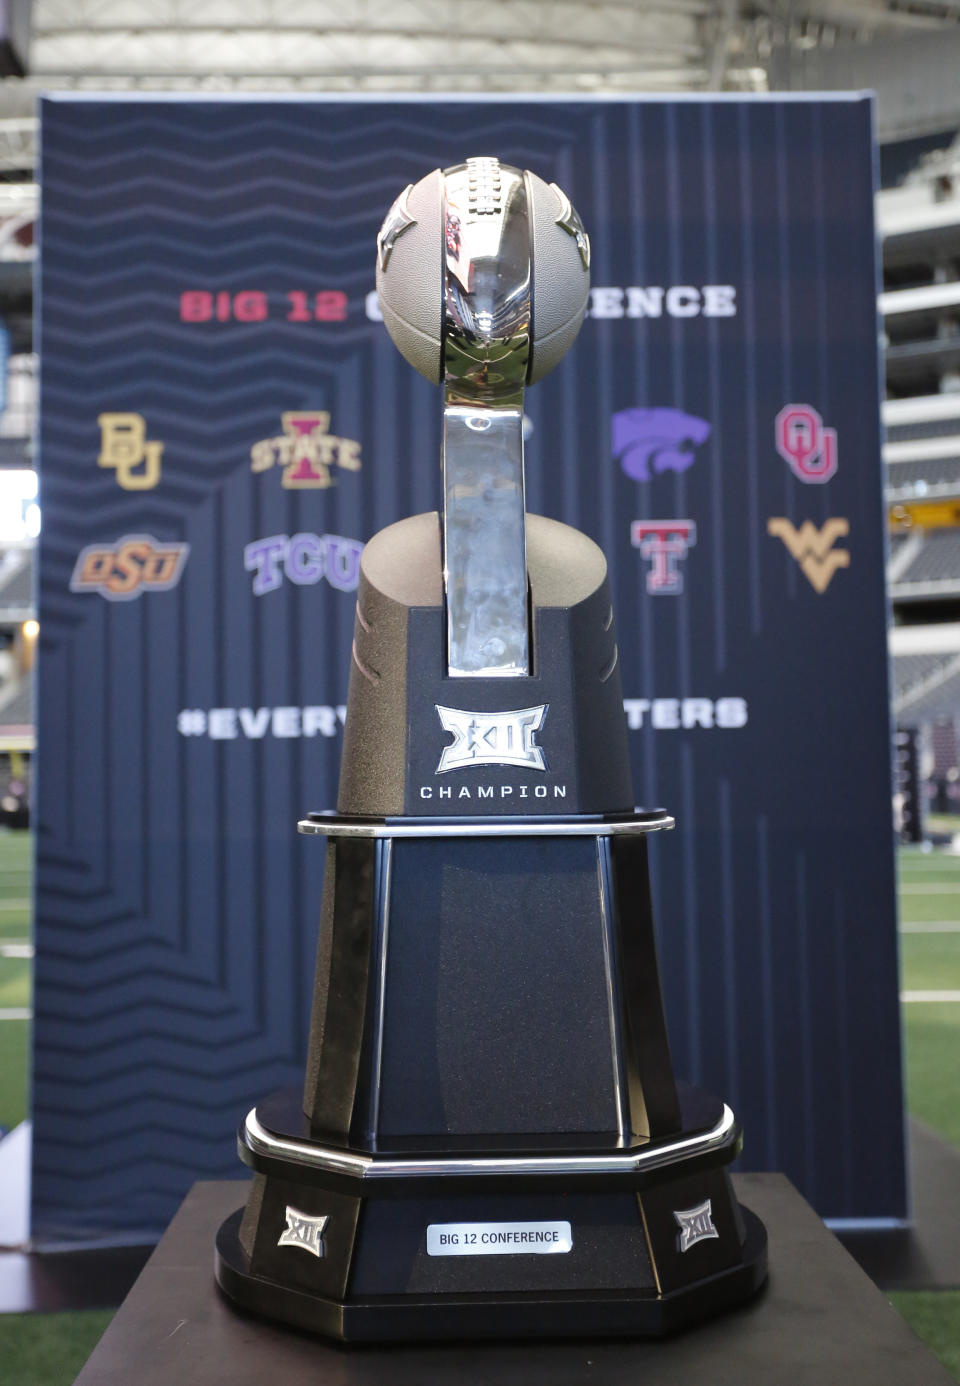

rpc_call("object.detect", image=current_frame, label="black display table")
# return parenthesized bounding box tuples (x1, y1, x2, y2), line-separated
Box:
(73, 1176, 953, 1385)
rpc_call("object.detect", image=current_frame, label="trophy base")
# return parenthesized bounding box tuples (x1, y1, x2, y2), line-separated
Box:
(216, 1204, 767, 1341)
(214, 1086, 767, 1343)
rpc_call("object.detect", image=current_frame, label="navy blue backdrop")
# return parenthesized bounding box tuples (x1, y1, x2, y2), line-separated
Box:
(35, 93, 901, 1245)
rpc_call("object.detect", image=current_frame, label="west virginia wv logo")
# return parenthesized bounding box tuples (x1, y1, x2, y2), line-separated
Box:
(613, 407, 711, 482)
(767, 518, 850, 593)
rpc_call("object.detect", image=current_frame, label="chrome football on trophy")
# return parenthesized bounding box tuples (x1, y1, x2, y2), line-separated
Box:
(214, 156, 768, 1341)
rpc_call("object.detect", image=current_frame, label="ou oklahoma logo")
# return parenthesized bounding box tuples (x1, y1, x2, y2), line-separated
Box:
(775, 404, 837, 484)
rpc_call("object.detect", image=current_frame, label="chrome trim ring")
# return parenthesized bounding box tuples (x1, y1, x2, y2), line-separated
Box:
(297, 811, 675, 839)
(243, 1104, 737, 1182)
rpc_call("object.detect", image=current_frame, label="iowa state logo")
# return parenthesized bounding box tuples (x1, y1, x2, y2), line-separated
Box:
(70, 535, 190, 600)
(251, 412, 361, 489)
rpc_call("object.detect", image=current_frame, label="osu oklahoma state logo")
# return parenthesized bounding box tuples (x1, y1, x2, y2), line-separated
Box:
(70, 535, 190, 601)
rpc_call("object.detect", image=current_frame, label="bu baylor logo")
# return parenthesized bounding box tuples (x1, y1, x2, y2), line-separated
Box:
(97, 413, 164, 491)
(435, 705, 548, 774)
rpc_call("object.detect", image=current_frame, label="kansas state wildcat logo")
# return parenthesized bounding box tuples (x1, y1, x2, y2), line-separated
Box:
(613, 408, 711, 482)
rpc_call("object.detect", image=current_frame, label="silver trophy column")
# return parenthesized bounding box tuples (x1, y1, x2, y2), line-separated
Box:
(441, 156, 531, 679)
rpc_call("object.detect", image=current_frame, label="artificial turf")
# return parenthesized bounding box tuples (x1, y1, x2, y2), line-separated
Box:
(900, 933, 960, 991)
(0, 831, 31, 1135)
(0, 954, 30, 1008)
(0, 1017, 28, 1135)
(890, 1292, 960, 1382)
(0, 1309, 114, 1386)
(903, 1003, 960, 1150)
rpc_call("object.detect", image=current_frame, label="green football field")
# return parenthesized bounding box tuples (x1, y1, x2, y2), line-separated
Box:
(898, 848, 960, 1154)
(0, 829, 31, 1142)
(0, 832, 959, 1382)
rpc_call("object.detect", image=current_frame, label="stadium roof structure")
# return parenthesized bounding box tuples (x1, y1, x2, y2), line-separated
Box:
(0, 1, 954, 111)
(892, 622, 960, 723)
(0, 545, 32, 624)
(879, 144, 960, 579)
(0, 2, 948, 169)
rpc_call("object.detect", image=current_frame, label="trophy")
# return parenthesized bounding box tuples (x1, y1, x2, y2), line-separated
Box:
(215, 156, 767, 1341)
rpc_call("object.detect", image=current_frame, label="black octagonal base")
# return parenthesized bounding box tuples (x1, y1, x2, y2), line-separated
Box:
(215, 1205, 767, 1342)
(214, 1164, 764, 1347)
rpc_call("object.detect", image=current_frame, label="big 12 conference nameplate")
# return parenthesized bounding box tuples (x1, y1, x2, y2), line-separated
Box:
(426, 1221, 573, 1256)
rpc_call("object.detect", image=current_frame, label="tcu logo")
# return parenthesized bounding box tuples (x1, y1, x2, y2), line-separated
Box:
(775, 404, 837, 484)
(277, 1206, 328, 1259)
(673, 1199, 719, 1253)
(70, 535, 190, 601)
(436, 705, 547, 773)
(244, 532, 363, 595)
(97, 413, 164, 491)
(251, 411, 362, 489)
(630, 521, 697, 595)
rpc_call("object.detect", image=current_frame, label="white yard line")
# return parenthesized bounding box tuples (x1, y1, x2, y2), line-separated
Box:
(899, 883, 960, 894)
(901, 990, 960, 1003)
(0, 1008, 30, 1019)
(0, 942, 32, 957)
(900, 921, 960, 932)
(899, 872, 960, 880)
